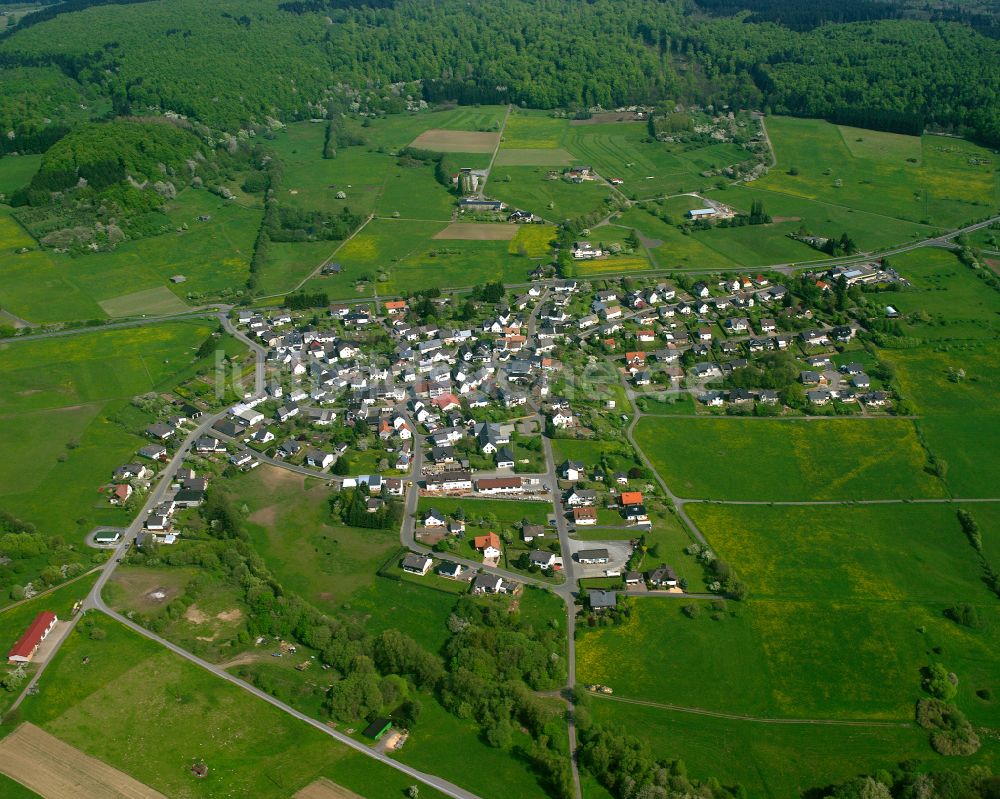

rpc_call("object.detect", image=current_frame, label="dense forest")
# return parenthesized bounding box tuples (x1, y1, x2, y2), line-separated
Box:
(0, 0, 998, 146)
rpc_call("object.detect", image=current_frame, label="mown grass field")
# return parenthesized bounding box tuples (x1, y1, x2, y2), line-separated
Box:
(583, 698, 998, 799)
(688, 503, 991, 603)
(0, 189, 258, 323)
(16, 615, 452, 799)
(0, 320, 216, 535)
(634, 416, 945, 501)
(0, 772, 41, 799)
(615, 208, 742, 270)
(755, 116, 998, 229)
(576, 596, 1000, 724)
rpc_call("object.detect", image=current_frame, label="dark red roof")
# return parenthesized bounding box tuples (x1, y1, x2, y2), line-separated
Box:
(8, 611, 56, 660)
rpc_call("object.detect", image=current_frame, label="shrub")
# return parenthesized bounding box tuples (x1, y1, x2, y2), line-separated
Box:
(923, 663, 958, 701)
(944, 604, 981, 629)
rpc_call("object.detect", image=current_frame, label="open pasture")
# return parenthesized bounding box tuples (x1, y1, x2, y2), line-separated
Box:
(489, 166, 613, 222)
(884, 344, 1000, 498)
(410, 129, 499, 153)
(688, 503, 991, 603)
(434, 223, 518, 241)
(709, 184, 938, 253)
(336, 218, 534, 294)
(19, 616, 451, 799)
(633, 416, 945, 501)
(0, 723, 166, 799)
(362, 106, 506, 152)
(584, 698, 974, 799)
(0, 320, 214, 535)
(615, 208, 742, 270)
(0, 189, 257, 323)
(508, 224, 555, 257)
(756, 116, 998, 229)
(576, 596, 1000, 724)
(888, 248, 1000, 341)
(224, 466, 399, 611)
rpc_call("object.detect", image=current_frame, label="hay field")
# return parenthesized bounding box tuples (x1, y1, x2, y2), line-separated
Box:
(410, 129, 499, 153)
(494, 148, 575, 166)
(0, 723, 166, 799)
(433, 223, 518, 241)
(98, 286, 189, 317)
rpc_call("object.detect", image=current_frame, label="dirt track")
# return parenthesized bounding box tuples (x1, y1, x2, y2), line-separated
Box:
(0, 723, 167, 799)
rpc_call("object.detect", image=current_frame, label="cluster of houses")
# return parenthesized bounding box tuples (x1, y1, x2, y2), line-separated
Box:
(399, 551, 520, 596)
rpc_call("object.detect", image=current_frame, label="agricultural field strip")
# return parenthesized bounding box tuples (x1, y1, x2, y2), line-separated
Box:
(0, 723, 167, 799)
(588, 693, 911, 727)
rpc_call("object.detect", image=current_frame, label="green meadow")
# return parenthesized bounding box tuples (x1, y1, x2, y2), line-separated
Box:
(889, 248, 1000, 341)
(688, 503, 992, 603)
(576, 596, 1000, 724)
(489, 166, 614, 221)
(885, 344, 1000, 498)
(634, 416, 945, 501)
(416, 496, 550, 526)
(0, 154, 41, 196)
(0, 189, 258, 323)
(583, 698, 998, 799)
(0, 320, 216, 536)
(755, 116, 998, 229)
(224, 466, 401, 611)
(332, 217, 535, 295)
(16, 615, 452, 799)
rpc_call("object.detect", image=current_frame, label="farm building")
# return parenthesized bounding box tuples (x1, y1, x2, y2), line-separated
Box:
(687, 208, 716, 219)
(363, 718, 393, 740)
(8, 611, 58, 663)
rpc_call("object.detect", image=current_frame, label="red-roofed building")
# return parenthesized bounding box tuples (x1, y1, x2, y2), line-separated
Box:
(620, 491, 644, 506)
(432, 393, 461, 412)
(384, 300, 407, 315)
(474, 533, 501, 551)
(8, 611, 57, 663)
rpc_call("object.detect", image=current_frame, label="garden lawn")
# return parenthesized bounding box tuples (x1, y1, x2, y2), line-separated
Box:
(416, 497, 550, 526)
(17, 615, 452, 799)
(634, 416, 945, 501)
(576, 596, 1000, 724)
